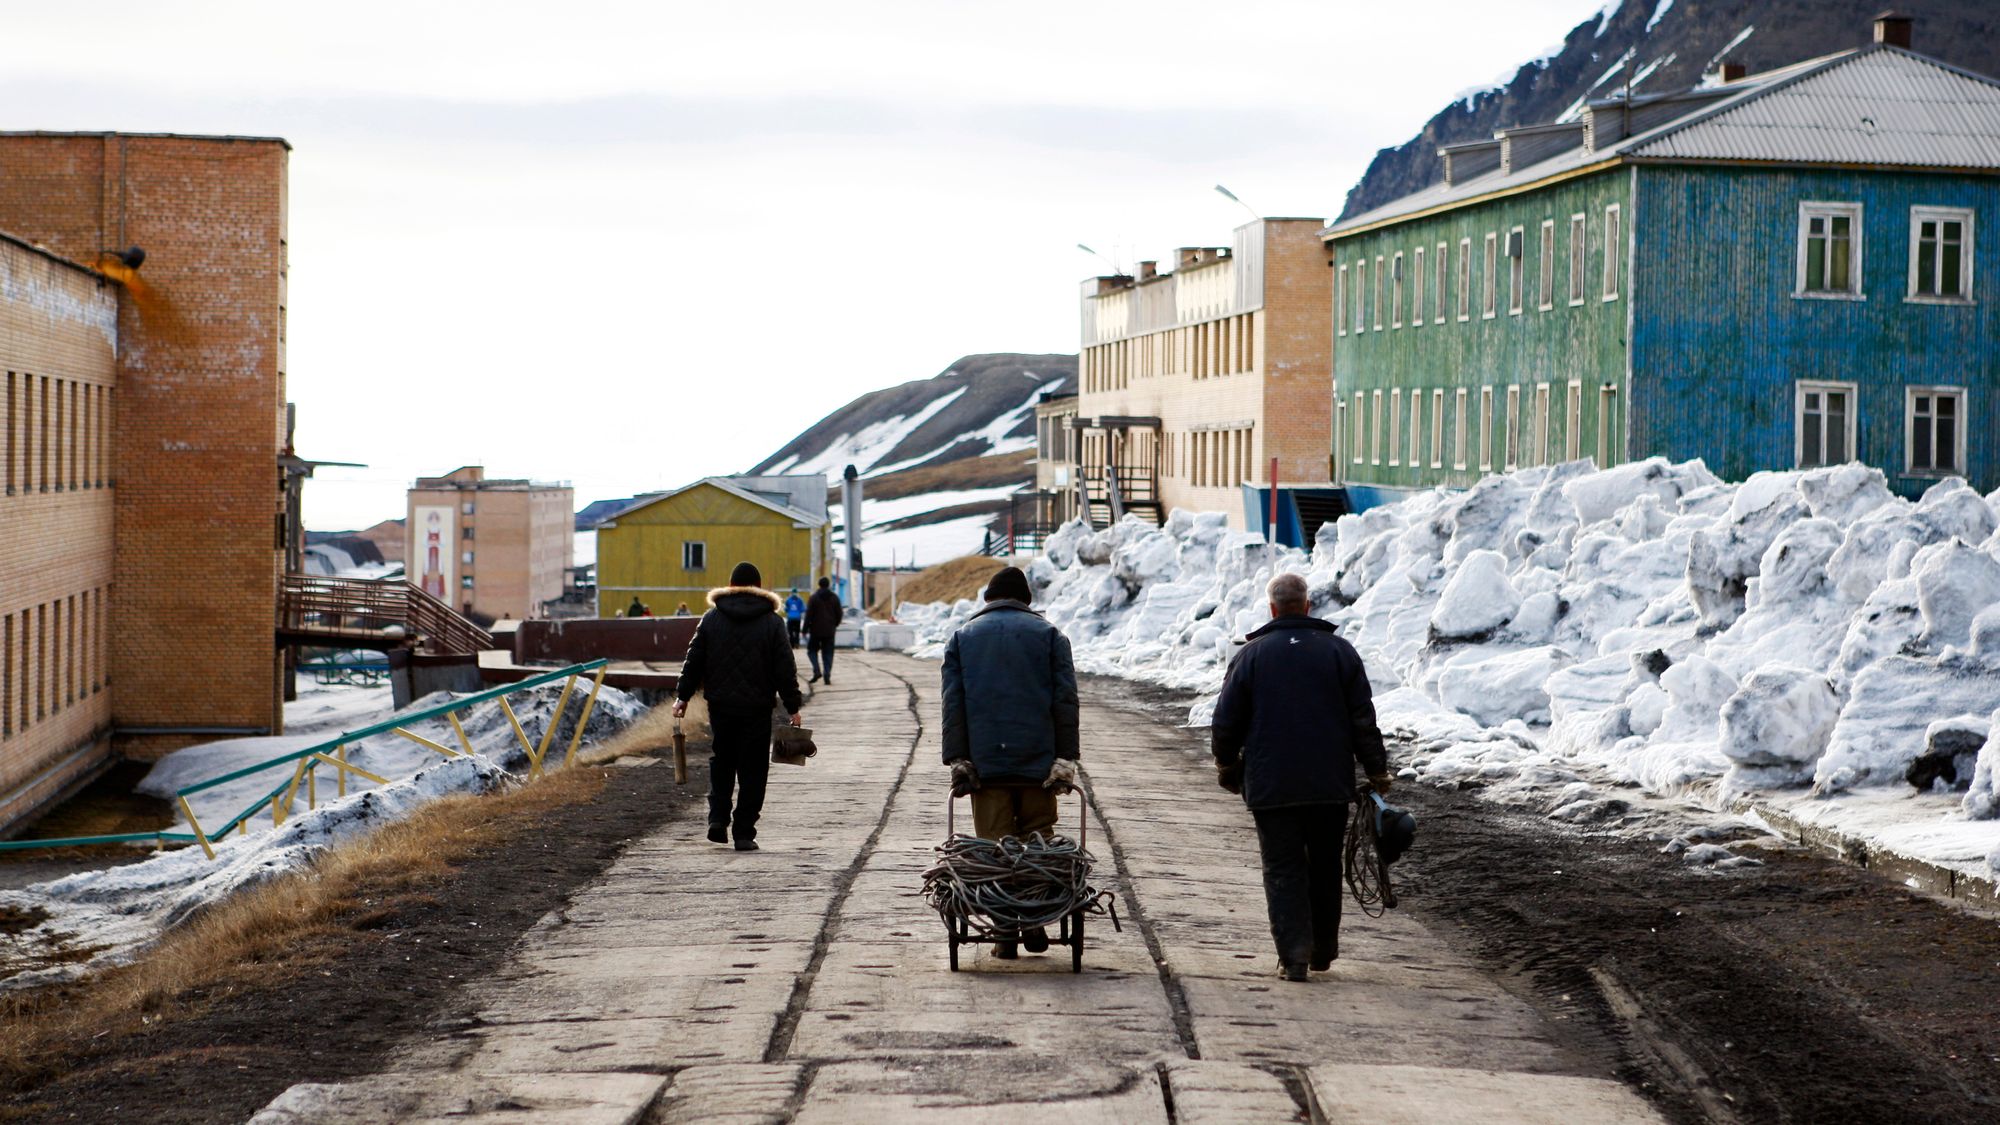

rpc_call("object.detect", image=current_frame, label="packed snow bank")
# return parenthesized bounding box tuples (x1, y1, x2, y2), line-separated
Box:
(900, 459, 2000, 879)
(0, 680, 646, 987)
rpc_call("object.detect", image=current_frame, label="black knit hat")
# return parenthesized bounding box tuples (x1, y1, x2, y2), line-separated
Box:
(729, 561, 763, 588)
(985, 566, 1032, 604)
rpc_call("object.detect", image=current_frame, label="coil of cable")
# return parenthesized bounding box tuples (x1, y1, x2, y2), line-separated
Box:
(921, 833, 1121, 937)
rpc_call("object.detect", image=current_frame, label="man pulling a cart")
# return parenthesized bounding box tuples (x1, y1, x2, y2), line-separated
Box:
(940, 565, 1081, 960)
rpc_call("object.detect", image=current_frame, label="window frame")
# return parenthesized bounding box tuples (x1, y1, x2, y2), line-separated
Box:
(1411, 246, 1426, 329)
(1370, 389, 1383, 465)
(1351, 391, 1366, 464)
(1336, 264, 1348, 336)
(1538, 220, 1556, 311)
(1794, 379, 1859, 468)
(1907, 206, 1975, 304)
(1482, 232, 1499, 319)
(1597, 383, 1617, 467)
(1508, 226, 1526, 315)
(1795, 201, 1866, 300)
(1453, 388, 1469, 470)
(1565, 380, 1583, 462)
(1504, 385, 1521, 470)
(1430, 388, 1445, 468)
(1388, 388, 1402, 466)
(1353, 258, 1367, 334)
(683, 540, 708, 571)
(1434, 241, 1449, 323)
(1568, 213, 1587, 306)
(1457, 238, 1473, 321)
(1904, 384, 1968, 477)
(1478, 386, 1495, 471)
(1603, 204, 1622, 301)
(1391, 251, 1405, 328)
(1532, 382, 1551, 467)
(1374, 255, 1385, 331)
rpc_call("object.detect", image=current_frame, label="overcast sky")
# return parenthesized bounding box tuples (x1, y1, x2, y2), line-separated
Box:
(11, 0, 1600, 529)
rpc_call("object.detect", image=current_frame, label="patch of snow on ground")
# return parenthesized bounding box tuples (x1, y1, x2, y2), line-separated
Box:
(900, 460, 2000, 882)
(855, 515, 999, 569)
(0, 680, 648, 986)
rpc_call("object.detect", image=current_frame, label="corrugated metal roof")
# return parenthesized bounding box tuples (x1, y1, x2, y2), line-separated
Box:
(1633, 48, 2000, 165)
(1329, 46, 2000, 237)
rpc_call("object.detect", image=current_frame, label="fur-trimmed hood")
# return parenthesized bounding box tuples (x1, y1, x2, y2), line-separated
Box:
(706, 585, 783, 620)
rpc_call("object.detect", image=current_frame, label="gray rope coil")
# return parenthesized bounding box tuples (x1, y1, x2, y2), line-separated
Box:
(921, 833, 1121, 937)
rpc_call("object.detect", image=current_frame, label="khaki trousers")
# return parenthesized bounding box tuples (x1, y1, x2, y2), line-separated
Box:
(971, 784, 1060, 841)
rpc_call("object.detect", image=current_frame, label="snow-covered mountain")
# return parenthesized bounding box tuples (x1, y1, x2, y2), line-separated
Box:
(751, 353, 1076, 567)
(1341, 0, 2000, 221)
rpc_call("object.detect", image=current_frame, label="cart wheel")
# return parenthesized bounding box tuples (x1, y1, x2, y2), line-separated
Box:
(1071, 910, 1085, 974)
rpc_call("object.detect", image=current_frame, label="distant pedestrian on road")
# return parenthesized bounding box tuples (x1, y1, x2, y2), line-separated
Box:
(673, 561, 804, 852)
(1211, 572, 1391, 983)
(940, 565, 1081, 959)
(805, 577, 843, 685)
(675, 602, 691, 616)
(785, 588, 807, 647)
(626, 595, 647, 618)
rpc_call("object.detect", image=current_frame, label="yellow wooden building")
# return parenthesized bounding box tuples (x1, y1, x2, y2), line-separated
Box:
(593, 475, 833, 617)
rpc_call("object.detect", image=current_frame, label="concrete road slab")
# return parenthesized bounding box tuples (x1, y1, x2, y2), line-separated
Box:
(1308, 1063, 1664, 1123)
(649, 1063, 803, 1123)
(793, 1059, 1169, 1124)
(1160, 1060, 1306, 1123)
(249, 1070, 666, 1125)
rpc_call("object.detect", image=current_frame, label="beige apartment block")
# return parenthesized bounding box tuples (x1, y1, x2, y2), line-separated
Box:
(407, 466, 574, 622)
(1066, 218, 1332, 532)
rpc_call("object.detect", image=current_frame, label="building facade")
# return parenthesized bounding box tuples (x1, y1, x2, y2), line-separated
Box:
(407, 466, 575, 622)
(0, 131, 291, 829)
(1327, 21, 2000, 507)
(1069, 218, 1336, 540)
(593, 476, 832, 618)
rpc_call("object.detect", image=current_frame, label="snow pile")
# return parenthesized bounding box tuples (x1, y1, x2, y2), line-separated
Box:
(901, 459, 2000, 875)
(0, 680, 646, 987)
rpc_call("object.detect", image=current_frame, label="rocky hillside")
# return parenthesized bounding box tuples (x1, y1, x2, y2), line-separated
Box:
(1340, 0, 2000, 220)
(750, 353, 1077, 567)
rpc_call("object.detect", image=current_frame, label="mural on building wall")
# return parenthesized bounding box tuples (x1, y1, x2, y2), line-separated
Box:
(415, 505, 455, 598)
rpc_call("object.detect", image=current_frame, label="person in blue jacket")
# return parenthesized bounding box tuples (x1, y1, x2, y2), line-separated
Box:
(784, 588, 806, 647)
(1211, 571, 1391, 983)
(941, 565, 1080, 958)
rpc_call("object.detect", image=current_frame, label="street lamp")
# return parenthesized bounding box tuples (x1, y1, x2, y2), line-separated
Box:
(1076, 243, 1123, 275)
(1214, 184, 1260, 220)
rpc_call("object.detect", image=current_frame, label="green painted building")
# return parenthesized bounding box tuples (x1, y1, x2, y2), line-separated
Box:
(1327, 19, 2000, 508)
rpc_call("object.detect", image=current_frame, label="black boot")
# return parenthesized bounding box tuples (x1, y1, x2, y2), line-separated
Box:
(707, 824, 727, 844)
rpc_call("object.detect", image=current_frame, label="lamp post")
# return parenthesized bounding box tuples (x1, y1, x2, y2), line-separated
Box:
(1214, 184, 1260, 221)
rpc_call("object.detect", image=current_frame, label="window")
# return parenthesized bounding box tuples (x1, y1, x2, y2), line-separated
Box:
(1479, 386, 1494, 471)
(1411, 248, 1425, 328)
(1566, 380, 1583, 462)
(1351, 392, 1365, 464)
(1334, 401, 1347, 481)
(1353, 258, 1367, 334)
(460, 576, 474, 590)
(1336, 265, 1348, 335)
(1435, 242, 1448, 323)
(1598, 384, 1618, 467)
(1453, 388, 1468, 470)
(1388, 389, 1402, 465)
(1797, 202, 1864, 298)
(1796, 381, 1857, 467)
(1538, 220, 1556, 310)
(1906, 386, 1966, 475)
(1603, 205, 1622, 300)
(1374, 255, 1385, 330)
(461, 501, 475, 515)
(1909, 207, 1973, 302)
(1430, 389, 1445, 468)
(1508, 227, 1525, 315)
(461, 550, 474, 566)
(1457, 238, 1472, 321)
(1371, 389, 1383, 465)
(683, 540, 708, 570)
(1533, 383, 1551, 466)
(1482, 233, 1498, 318)
(461, 526, 474, 540)
(1391, 252, 1404, 327)
(1504, 385, 1521, 469)
(1568, 214, 1587, 305)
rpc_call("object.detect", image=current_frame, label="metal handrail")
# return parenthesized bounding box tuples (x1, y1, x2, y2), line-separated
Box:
(0, 659, 610, 859)
(278, 575, 494, 656)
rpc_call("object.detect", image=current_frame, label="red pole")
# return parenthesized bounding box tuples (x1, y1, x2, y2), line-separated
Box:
(1268, 456, 1280, 543)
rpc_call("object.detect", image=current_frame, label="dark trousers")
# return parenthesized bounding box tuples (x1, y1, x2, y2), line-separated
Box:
(807, 637, 835, 681)
(1251, 803, 1349, 968)
(787, 619, 802, 645)
(708, 707, 773, 842)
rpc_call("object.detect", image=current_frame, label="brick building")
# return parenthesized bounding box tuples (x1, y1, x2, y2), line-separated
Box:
(1053, 218, 1340, 543)
(0, 131, 291, 830)
(407, 466, 575, 622)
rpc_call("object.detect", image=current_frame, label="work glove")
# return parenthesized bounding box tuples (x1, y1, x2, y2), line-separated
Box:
(1368, 773, 1393, 796)
(949, 759, 981, 797)
(1216, 760, 1244, 795)
(1044, 758, 1079, 795)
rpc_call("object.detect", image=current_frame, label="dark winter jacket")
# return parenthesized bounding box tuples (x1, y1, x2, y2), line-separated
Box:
(677, 586, 804, 717)
(805, 588, 843, 640)
(1210, 615, 1388, 810)
(940, 600, 1080, 784)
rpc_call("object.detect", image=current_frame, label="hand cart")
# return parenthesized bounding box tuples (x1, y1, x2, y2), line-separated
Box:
(928, 789, 1104, 974)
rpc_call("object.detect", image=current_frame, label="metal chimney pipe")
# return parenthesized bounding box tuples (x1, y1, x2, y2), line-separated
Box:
(841, 465, 864, 614)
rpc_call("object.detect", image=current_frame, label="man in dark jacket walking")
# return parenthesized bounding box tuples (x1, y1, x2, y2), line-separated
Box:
(673, 562, 804, 851)
(1212, 572, 1391, 982)
(804, 577, 843, 685)
(941, 566, 1081, 958)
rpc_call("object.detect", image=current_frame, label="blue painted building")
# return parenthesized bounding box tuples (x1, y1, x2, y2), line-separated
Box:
(1326, 15, 2000, 507)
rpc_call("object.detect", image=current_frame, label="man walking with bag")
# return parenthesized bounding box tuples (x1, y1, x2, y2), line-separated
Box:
(1211, 572, 1391, 982)
(804, 576, 843, 684)
(940, 565, 1081, 959)
(673, 561, 803, 852)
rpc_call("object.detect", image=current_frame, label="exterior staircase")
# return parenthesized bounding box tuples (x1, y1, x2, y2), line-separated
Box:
(278, 575, 494, 655)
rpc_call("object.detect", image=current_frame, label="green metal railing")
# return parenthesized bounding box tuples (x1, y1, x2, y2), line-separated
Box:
(0, 660, 609, 859)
